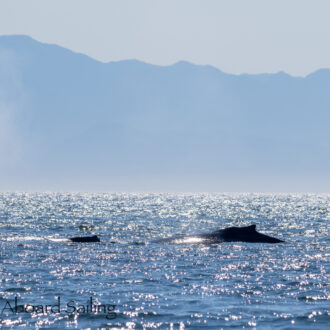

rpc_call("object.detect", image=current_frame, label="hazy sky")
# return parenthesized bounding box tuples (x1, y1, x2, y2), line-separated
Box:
(1, 0, 330, 76)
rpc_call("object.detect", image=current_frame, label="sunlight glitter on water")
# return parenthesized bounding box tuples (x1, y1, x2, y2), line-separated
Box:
(0, 193, 329, 328)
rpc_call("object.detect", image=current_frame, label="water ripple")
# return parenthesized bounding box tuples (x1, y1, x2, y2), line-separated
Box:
(0, 193, 329, 328)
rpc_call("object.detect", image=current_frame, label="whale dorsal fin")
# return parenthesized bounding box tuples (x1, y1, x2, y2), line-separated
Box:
(246, 224, 256, 231)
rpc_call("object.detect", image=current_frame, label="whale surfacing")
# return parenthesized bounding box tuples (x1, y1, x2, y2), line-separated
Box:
(69, 235, 100, 243)
(153, 224, 284, 244)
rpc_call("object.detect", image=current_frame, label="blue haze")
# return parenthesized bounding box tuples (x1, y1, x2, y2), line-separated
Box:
(0, 35, 330, 192)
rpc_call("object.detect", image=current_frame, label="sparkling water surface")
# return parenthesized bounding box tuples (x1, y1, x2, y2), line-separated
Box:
(0, 193, 329, 329)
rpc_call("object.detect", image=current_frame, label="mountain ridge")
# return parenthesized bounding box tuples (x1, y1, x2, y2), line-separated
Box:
(0, 35, 329, 192)
(4, 34, 327, 78)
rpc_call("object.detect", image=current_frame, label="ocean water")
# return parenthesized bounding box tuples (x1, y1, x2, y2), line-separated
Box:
(0, 193, 329, 329)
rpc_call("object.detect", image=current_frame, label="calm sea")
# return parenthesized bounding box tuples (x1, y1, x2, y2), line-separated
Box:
(0, 193, 329, 329)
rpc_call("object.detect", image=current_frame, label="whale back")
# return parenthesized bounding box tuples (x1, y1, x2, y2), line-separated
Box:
(219, 224, 284, 243)
(153, 224, 284, 244)
(70, 235, 100, 243)
(220, 224, 256, 240)
(221, 224, 257, 235)
(244, 224, 256, 232)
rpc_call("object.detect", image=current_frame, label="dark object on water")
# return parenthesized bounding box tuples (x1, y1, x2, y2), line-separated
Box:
(153, 224, 284, 244)
(69, 235, 100, 243)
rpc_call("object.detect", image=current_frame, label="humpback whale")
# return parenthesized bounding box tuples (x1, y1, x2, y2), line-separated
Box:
(69, 235, 100, 243)
(153, 225, 284, 244)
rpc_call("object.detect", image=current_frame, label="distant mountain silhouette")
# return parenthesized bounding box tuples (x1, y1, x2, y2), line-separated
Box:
(0, 35, 329, 192)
